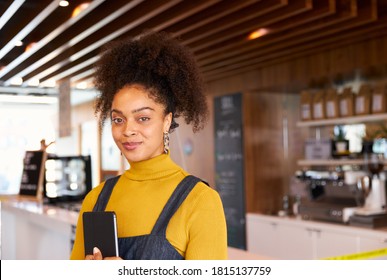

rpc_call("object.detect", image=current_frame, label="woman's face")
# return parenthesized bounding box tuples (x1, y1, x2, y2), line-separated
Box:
(110, 85, 172, 163)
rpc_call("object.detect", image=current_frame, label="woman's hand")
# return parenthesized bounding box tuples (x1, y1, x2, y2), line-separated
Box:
(85, 247, 122, 260)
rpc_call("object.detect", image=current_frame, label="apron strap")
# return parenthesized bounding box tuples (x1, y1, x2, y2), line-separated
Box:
(92, 175, 121, 212)
(151, 175, 206, 236)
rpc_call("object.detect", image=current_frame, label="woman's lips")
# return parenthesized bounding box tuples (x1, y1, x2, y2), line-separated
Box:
(122, 142, 142, 151)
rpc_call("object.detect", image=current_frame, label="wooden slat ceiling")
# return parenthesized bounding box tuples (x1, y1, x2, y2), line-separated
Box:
(0, 0, 387, 96)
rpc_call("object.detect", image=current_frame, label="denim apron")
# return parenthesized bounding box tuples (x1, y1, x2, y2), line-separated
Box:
(92, 175, 205, 260)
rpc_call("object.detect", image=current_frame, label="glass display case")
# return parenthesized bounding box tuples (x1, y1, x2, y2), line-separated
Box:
(43, 155, 92, 202)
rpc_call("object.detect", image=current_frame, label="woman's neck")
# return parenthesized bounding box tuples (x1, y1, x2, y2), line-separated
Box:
(124, 152, 180, 181)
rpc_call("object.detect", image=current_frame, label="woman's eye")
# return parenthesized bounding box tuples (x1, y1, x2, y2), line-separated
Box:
(139, 117, 150, 122)
(112, 117, 123, 124)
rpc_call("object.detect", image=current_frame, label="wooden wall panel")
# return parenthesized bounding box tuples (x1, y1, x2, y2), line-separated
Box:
(244, 92, 283, 213)
(207, 34, 387, 93)
(243, 92, 303, 214)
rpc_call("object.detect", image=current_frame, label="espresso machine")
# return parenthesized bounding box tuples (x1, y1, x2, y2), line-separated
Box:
(295, 170, 361, 223)
(349, 153, 387, 227)
(294, 153, 387, 227)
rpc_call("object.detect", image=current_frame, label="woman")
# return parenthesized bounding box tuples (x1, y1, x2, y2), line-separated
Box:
(70, 31, 227, 260)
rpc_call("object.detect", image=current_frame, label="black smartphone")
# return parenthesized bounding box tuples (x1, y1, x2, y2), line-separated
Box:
(83, 211, 119, 258)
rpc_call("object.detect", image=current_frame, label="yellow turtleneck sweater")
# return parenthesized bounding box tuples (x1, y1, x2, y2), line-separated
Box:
(70, 153, 227, 260)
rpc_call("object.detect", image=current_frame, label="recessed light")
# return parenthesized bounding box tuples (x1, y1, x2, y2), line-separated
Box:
(59, 1, 69, 7)
(72, 2, 91, 18)
(14, 40, 23, 47)
(25, 42, 37, 52)
(248, 28, 270, 40)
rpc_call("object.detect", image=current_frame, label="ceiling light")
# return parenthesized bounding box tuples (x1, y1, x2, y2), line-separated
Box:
(14, 40, 23, 47)
(75, 81, 89, 89)
(59, 1, 69, 7)
(25, 42, 37, 52)
(248, 28, 270, 40)
(27, 78, 40, 87)
(41, 80, 57, 88)
(10, 77, 23, 85)
(71, 2, 91, 18)
(0, 94, 57, 104)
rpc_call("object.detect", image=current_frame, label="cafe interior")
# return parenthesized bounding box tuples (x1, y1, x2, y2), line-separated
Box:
(1, 0, 387, 260)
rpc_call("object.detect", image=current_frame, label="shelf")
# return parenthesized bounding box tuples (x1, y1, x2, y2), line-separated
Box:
(296, 113, 387, 127)
(297, 159, 387, 166)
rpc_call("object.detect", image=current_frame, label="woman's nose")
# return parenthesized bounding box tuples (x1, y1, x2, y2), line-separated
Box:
(123, 122, 137, 136)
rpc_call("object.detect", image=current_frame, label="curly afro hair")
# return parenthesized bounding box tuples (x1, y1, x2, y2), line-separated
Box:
(94, 31, 209, 133)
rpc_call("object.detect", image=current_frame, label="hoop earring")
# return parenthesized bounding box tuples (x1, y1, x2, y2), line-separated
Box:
(163, 132, 170, 154)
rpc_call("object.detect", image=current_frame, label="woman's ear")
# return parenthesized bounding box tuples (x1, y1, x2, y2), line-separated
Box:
(164, 112, 173, 132)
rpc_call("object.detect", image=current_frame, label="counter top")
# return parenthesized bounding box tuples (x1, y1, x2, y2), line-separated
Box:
(247, 213, 387, 260)
(4, 198, 387, 237)
(1, 196, 79, 226)
(1, 196, 270, 260)
(2, 196, 78, 259)
(247, 213, 387, 236)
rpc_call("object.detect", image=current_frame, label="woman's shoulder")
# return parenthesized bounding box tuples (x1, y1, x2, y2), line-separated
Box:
(186, 176, 223, 210)
(80, 181, 105, 211)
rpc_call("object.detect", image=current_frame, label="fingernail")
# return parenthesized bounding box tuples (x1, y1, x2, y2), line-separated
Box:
(93, 247, 100, 254)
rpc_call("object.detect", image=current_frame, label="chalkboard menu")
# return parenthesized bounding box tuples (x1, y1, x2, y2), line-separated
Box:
(214, 93, 246, 249)
(19, 150, 47, 198)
